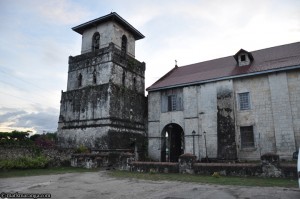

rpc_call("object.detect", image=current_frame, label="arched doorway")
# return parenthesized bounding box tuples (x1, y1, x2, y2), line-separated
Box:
(161, 123, 184, 162)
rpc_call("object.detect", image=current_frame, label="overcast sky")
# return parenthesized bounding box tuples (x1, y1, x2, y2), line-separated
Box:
(0, 0, 299, 134)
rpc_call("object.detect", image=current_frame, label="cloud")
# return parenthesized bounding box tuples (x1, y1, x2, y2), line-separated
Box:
(34, 0, 90, 25)
(0, 107, 59, 133)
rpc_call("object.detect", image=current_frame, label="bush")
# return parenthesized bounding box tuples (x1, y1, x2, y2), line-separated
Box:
(0, 156, 49, 170)
(75, 145, 89, 153)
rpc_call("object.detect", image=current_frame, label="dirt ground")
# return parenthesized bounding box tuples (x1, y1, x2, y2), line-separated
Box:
(0, 171, 299, 199)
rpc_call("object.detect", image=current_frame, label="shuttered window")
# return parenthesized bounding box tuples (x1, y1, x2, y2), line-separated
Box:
(161, 89, 183, 112)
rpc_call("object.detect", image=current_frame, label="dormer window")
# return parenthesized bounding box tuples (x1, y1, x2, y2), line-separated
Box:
(240, 54, 246, 62)
(234, 49, 254, 67)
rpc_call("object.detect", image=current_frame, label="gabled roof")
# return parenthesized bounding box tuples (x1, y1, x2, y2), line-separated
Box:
(72, 12, 145, 40)
(147, 42, 300, 91)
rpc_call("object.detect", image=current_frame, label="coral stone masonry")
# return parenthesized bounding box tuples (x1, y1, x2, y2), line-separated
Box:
(57, 13, 146, 156)
(147, 41, 300, 162)
(57, 12, 300, 162)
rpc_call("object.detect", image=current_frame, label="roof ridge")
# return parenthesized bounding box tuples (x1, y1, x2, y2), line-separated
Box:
(250, 41, 300, 54)
(173, 41, 300, 70)
(147, 41, 300, 91)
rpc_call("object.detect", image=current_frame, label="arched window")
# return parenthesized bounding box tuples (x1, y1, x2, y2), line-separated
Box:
(93, 70, 97, 84)
(121, 35, 127, 55)
(92, 32, 100, 51)
(78, 73, 82, 87)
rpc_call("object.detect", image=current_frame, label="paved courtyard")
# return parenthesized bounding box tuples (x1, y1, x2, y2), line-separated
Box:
(1, 171, 299, 199)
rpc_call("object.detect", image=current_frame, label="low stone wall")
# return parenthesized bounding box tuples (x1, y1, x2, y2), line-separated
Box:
(70, 152, 135, 169)
(193, 163, 261, 176)
(129, 161, 297, 178)
(129, 153, 298, 179)
(0, 146, 73, 167)
(130, 162, 179, 173)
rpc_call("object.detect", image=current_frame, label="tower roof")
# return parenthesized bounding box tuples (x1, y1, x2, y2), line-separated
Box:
(72, 12, 145, 40)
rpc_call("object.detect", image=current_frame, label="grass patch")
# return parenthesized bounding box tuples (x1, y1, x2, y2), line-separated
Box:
(0, 167, 100, 178)
(109, 170, 298, 188)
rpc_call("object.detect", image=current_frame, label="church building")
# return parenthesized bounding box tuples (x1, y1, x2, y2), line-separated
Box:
(147, 42, 300, 162)
(57, 12, 300, 162)
(57, 12, 147, 153)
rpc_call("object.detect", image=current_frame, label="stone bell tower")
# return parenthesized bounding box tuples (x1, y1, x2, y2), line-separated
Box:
(57, 12, 146, 153)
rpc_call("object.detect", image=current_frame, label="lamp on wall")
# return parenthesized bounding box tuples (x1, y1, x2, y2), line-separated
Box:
(203, 131, 208, 162)
(192, 130, 196, 155)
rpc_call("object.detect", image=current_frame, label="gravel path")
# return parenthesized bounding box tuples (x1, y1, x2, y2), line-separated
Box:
(1, 171, 299, 199)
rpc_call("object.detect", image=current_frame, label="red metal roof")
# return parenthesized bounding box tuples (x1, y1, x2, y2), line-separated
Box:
(147, 42, 300, 91)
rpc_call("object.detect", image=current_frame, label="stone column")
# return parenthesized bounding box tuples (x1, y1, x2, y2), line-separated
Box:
(178, 153, 196, 174)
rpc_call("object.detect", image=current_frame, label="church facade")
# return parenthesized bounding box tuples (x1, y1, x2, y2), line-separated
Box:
(57, 13, 147, 153)
(147, 42, 300, 161)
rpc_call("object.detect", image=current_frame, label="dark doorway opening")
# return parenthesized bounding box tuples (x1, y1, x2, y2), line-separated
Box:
(161, 123, 184, 162)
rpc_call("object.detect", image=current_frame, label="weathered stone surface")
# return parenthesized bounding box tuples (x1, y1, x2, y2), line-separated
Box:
(178, 153, 196, 174)
(58, 16, 147, 159)
(148, 70, 300, 161)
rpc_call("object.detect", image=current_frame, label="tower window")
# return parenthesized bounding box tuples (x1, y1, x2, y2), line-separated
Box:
(93, 70, 97, 84)
(133, 77, 136, 90)
(78, 73, 82, 87)
(92, 32, 100, 51)
(121, 35, 127, 55)
(122, 71, 126, 86)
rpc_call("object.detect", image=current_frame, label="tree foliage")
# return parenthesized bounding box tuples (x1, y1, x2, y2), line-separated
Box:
(0, 130, 57, 148)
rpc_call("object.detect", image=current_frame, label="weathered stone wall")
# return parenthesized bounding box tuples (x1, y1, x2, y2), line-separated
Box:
(66, 43, 145, 92)
(147, 92, 161, 161)
(0, 146, 73, 167)
(287, 70, 300, 149)
(268, 72, 295, 158)
(216, 80, 236, 160)
(197, 83, 218, 159)
(58, 43, 146, 151)
(70, 152, 135, 169)
(233, 70, 299, 160)
(234, 75, 273, 160)
(147, 70, 299, 161)
(81, 21, 136, 57)
(128, 160, 297, 178)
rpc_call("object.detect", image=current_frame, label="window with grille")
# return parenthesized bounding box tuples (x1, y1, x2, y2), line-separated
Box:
(240, 126, 254, 148)
(161, 89, 183, 112)
(168, 95, 177, 111)
(239, 92, 250, 110)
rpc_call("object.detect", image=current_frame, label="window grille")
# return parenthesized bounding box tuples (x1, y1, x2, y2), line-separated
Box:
(240, 126, 254, 148)
(239, 92, 250, 110)
(168, 95, 177, 111)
